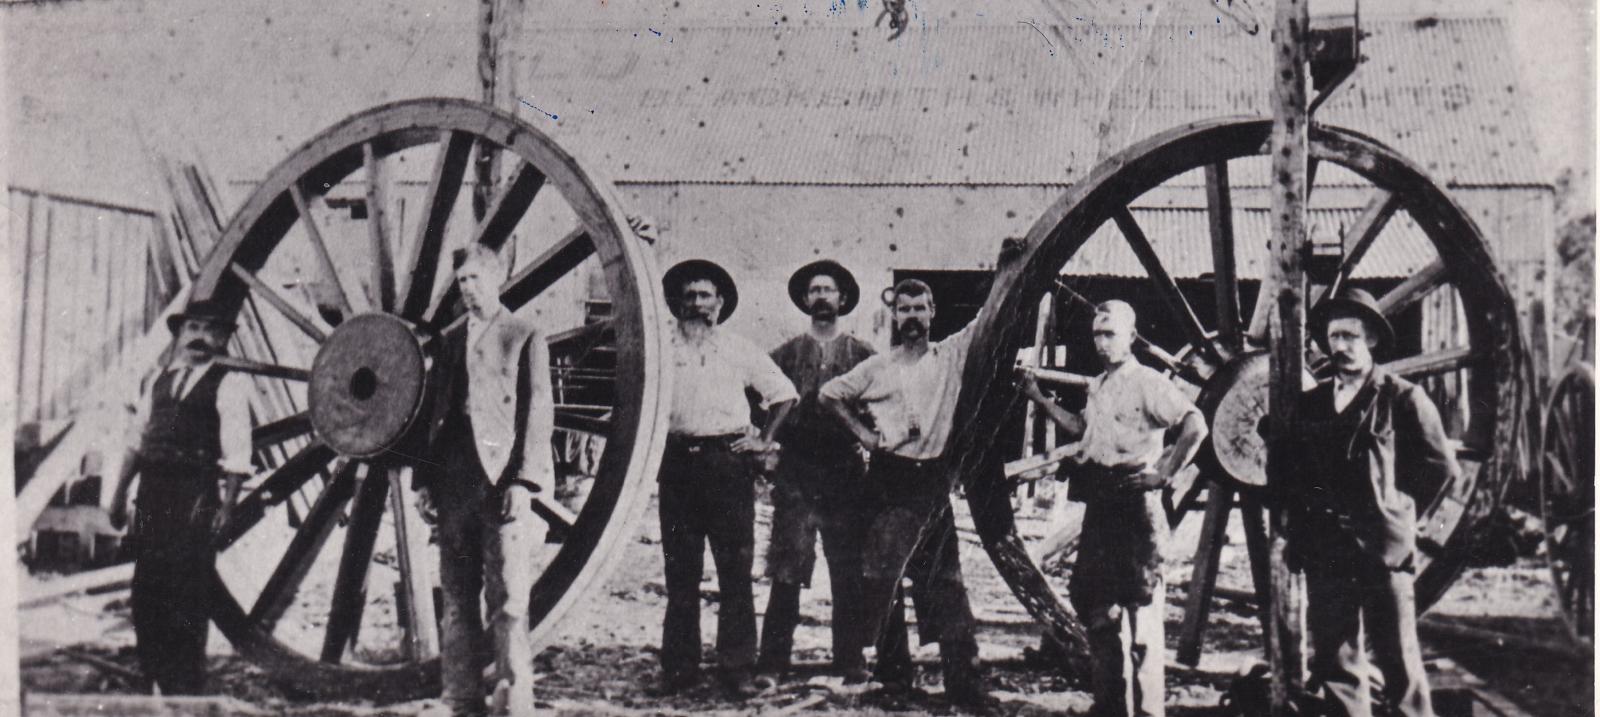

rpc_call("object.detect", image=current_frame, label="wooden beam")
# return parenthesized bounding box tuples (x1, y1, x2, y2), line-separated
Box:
(1206, 162, 1243, 351)
(1114, 208, 1222, 365)
(1177, 483, 1234, 666)
(1266, 0, 1311, 708)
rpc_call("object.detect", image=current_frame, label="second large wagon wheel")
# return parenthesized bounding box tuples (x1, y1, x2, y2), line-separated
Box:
(186, 99, 669, 698)
(1540, 362, 1594, 647)
(948, 117, 1526, 657)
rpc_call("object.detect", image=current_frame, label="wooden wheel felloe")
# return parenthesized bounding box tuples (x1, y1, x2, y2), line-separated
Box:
(187, 99, 669, 698)
(1540, 363, 1595, 646)
(950, 117, 1527, 652)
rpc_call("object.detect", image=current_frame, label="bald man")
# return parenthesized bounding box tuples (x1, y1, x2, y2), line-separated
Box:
(1017, 300, 1207, 717)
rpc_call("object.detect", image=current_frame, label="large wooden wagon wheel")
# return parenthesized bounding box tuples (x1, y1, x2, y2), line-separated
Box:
(948, 117, 1527, 659)
(186, 99, 669, 698)
(1540, 362, 1594, 646)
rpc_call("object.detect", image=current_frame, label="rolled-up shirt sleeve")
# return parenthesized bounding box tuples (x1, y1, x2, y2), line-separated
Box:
(743, 340, 798, 409)
(217, 372, 255, 475)
(820, 358, 873, 403)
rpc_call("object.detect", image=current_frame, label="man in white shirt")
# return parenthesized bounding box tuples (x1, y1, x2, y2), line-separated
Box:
(819, 276, 997, 712)
(1017, 300, 1207, 717)
(655, 259, 798, 699)
(415, 244, 555, 717)
(109, 299, 253, 695)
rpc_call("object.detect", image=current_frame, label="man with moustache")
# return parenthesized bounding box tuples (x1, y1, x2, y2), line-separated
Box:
(756, 260, 877, 684)
(1274, 288, 1451, 717)
(414, 244, 555, 716)
(656, 259, 798, 699)
(1015, 300, 1207, 717)
(819, 254, 1021, 711)
(109, 300, 252, 695)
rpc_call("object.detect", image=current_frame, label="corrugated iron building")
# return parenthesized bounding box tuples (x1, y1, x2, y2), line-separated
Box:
(6, 1, 1554, 364)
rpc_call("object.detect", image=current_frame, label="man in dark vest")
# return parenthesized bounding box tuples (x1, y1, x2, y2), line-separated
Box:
(110, 299, 252, 695)
(1280, 288, 1453, 717)
(415, 244, 555, 717)
(757, 260, 876, 684)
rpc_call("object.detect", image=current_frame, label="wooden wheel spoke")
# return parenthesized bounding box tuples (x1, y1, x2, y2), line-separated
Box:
(471, 162, 547, 253)
(248, 461, 360, 630)
(1315, 189, 1401, 303)
(529, 496, 576, 542)
(1205, 162, 1242, 349)
(549, 319, 615, 363)
(1114, 208, 1221, 364)
(320, 463, 391, 664)
(253, 411, 313, 448)
(1382, 346, 1475, 379)
(501, 227, 594, 310)
(554, 407, 611, 435)
(1378, 259, 1448, 317)
(363, 143, 396, 312)
(288, 183, 356, 323)
(229, 263, 328, 342)
(384, 466, 437, 660)
(398, 131, 475, 320)
(217, 356, 311, 382)
(217, 442, 337, 549)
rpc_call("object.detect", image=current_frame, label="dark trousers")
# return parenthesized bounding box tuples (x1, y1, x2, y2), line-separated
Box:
(1305, 555, 1434, 717)
(758, 452, 868, 673)
(657, 436, 758, 679)
(1070, 489, 1170, 717)
(433, 445, 542, 716)
(130, 460, 219, 695)
(857, 453, 981, 692)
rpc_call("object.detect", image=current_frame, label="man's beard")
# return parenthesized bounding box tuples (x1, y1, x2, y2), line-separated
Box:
(809, 301, 837, 319)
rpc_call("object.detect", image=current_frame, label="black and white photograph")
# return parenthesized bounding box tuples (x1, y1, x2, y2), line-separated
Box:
(2, 0, 1594, 715)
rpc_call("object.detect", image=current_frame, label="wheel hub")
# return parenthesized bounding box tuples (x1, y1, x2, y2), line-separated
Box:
(1204, 352, 1271, 488)
(309, 314, 428, 458)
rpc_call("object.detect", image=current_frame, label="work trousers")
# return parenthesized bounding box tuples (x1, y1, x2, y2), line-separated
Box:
(1304, 555, 1434, 717)
(758, 451, 868, 674)
(856, 453, 981, 693)
(433, 449, 543, 717)
(657, 436, 759, 680)
(1070, 490, 1169, 717)
(130, 459, 220, 695)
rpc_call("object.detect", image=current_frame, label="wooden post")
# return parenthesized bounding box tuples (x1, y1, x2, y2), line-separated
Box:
(1267, 0, 1310, 711)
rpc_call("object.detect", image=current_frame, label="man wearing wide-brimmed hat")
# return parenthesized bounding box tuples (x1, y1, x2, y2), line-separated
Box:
(109, 299, 253, 695)
(654, 259, 798, 699)
(756, 260, 877, 684)
(1279, 286, 1456, 717)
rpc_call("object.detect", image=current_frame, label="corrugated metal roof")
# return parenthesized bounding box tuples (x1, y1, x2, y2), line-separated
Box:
(1066, 206, 1436, 279)
(520, 17, 1543, 187)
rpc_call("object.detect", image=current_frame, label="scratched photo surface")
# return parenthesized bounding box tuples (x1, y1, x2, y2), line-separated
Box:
(5, 0, 1594, 715)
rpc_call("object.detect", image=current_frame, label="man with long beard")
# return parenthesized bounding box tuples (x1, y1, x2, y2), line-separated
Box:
(655, 259, 798, 699)
(757, 260, 877, 684)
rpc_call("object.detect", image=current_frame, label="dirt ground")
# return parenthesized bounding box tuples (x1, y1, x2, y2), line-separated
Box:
(19, 482, 1595, 716)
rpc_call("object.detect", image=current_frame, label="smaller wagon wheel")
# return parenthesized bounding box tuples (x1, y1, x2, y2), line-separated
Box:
(1540, 362, 1595, 646)
(186, 99, 669, 698)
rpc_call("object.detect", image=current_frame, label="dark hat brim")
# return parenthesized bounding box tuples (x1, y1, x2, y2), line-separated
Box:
(1310, 294, 1395, 354)
(788, 260, 860, 316)
(662, 259, 738, 323)
(166, 301, 238, 334)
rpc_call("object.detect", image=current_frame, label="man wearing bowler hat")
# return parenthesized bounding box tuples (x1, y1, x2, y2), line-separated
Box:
(1277, 287, 1456, 717)
(756, 260, 877, 684)
(109, 299, 253, 694)
(655, 259, 798, 698)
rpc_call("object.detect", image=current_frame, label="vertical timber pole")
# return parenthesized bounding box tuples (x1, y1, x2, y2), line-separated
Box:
(474, 0, 502, 222)
(1267, 0, 1310, 713)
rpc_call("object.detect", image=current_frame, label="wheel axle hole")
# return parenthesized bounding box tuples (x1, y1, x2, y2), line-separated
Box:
(350, 367, 379, 400)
